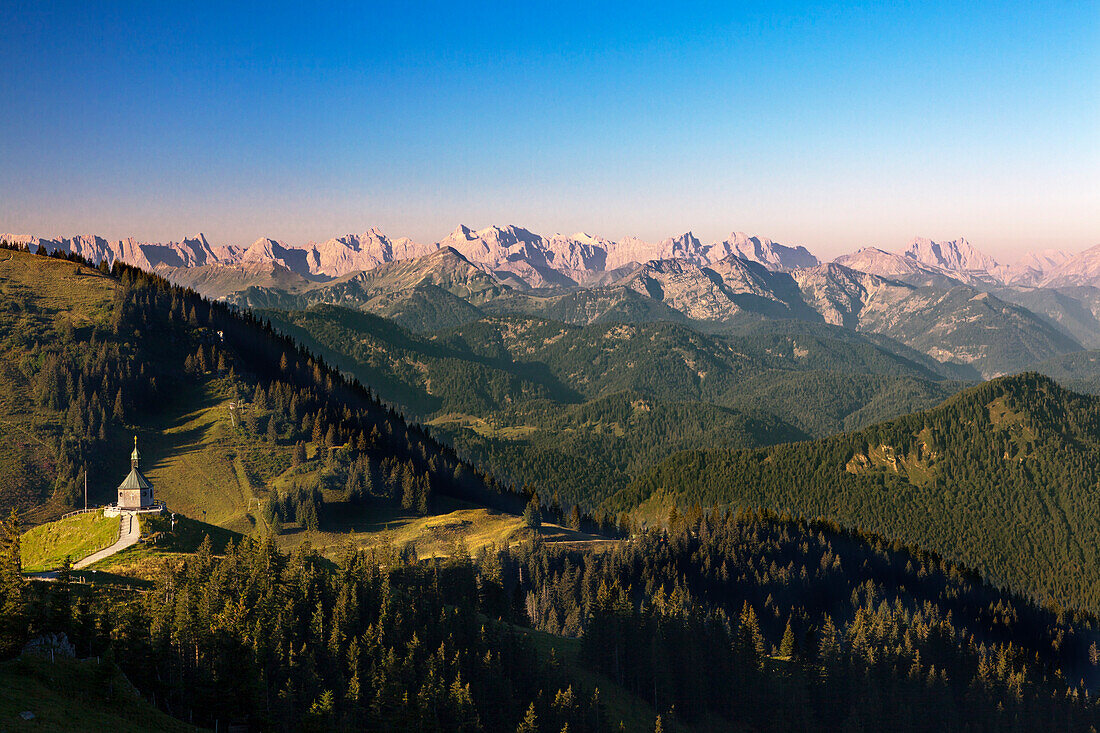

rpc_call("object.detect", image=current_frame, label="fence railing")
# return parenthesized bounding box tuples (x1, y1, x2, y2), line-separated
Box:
(58, 500, 167, 521)
(59, 507, 100, 520)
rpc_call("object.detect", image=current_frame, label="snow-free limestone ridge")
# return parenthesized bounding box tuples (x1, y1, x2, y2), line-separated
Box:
(2, 224, 824, 289)
(904, 236, 1000, 274)
(6, 226, 1099, 372)
(5, 226, 1089, 292)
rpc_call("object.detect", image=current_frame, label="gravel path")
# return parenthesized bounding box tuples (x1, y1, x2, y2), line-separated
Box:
(74, 512, 140, 569)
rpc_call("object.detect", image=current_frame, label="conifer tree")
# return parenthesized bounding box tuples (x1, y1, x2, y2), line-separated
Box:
(0, 510, 26, 656)
(779, 617, 796, 658)
(417, 475, 430, 515)
(523, 494, 542, 529)
(113, 388, 125, 421)
(738, 602, 766, 667)
(517, 703, 539, 733)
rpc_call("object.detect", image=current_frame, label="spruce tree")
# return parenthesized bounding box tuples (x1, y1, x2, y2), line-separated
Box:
(516, 703, 539, 733)
(523, 495, 542, 529)
(779, 617, 796, 658)
(0, 510, 26, 656)
(113, 388, 125, 421)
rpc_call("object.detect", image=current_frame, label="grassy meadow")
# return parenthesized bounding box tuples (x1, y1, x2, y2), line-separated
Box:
(20, 510, 118, 572)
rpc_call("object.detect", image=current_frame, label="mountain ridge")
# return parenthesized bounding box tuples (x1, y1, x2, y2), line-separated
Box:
(6, 228, 1094, 293)
(7, 230, 1085, 376)
(167, 248, 1086, 378)
(1, 225, 825, 286)
(611, 372, 1100, 613)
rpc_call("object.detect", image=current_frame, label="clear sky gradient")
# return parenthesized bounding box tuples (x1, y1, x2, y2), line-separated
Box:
(2, 1, 1096, 260)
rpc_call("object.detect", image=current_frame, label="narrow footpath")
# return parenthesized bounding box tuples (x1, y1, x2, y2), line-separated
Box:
(74, 512, 140, 569)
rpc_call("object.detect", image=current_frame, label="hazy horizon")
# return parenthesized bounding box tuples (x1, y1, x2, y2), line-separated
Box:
(3, 1, 1096, 262)
(3, 222, 1098, 266)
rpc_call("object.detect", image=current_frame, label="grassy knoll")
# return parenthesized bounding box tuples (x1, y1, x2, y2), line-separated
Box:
(0, 655, 196, 732)
(87, 497, 612, 583)
(20, 510, 119, 572)
(87, 512, 243, 579)
(135, 511, 240, 553)
(428, 412, 540, 440)
(270, 495, 615, 559)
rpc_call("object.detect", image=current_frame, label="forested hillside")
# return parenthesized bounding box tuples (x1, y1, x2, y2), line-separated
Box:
(614, 373, 1100, 613)
(853, 286, 1082, 377)
(1029, 349, 1100, 395)
(527, 509, 1100, 731)
(263, 305, 968, 508)
(0, 245, 566, 533)
(0, 248, 151, 520)
(3, 505, 1099, 731)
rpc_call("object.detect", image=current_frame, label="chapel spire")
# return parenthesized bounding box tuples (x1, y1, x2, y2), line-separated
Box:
(118, 435, 155, 510)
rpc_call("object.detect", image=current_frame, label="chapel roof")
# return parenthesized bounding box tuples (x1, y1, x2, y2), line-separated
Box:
(118, 467, 152, 491)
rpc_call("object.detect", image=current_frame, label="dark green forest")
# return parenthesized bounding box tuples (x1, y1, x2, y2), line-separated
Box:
(615, 373, 1100, 614)
(4, 507, 1100, 731)
(261, 305, 968, 509)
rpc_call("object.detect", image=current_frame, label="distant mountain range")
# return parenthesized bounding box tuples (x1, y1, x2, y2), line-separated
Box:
(0, 224, 825, 284)
(0, 228, 429, 280)
(4, 225, 1098, 377)
(5, 225, 1094, 289)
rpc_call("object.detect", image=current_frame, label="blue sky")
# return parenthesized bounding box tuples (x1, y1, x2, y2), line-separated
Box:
(1, 1, 1096, 259)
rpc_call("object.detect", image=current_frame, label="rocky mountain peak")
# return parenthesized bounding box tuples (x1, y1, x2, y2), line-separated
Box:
(904, 237, 999, 273)
(720, 231, 820, 271)
(448, 224, 475, 240)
